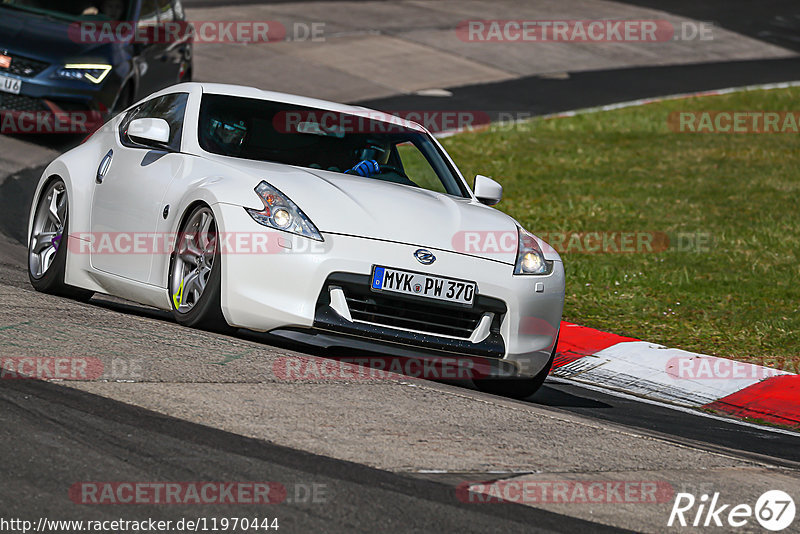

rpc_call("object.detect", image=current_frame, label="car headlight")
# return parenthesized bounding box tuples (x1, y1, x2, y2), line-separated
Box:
(53, 64, 112, 84)
(514, 227, 552, 275)
(245, 181, 323, 241)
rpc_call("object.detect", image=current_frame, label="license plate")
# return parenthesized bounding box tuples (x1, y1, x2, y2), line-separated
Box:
(0, 73, 21, 95)
(371, 266, 476, 306)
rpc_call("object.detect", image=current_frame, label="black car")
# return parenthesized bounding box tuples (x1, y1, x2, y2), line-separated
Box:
(0, 0, 193, 132)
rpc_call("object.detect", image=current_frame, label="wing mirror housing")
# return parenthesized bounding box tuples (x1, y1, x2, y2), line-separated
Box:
(127, 118, 171, 147)
(473, 174, 502, 206)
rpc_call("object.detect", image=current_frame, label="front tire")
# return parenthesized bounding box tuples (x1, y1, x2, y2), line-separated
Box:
(475, 333, 559, 399)
(169, 205, 234, 334)
(28, 179, 94, 301)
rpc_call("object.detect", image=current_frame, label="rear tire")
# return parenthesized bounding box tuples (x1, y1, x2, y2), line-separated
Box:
(169, 205, 235, 334)
(28, 179, 94, 301)
(475, 333, 559, 399)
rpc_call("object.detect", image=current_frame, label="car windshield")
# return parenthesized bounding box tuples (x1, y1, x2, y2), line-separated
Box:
(198, 94, 469, 198)
(0, 0, 131, 21)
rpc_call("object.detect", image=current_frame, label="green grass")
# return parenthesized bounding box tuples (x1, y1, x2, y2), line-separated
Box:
(441, 87, 800, 366)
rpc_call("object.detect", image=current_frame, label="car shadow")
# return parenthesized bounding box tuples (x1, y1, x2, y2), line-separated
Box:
(87, 291, 611, 411)
(77, 300, 615, 410)
(0, 164, 45, 246)
(90, 295, 174, 322)
(527, 383, 611, 409)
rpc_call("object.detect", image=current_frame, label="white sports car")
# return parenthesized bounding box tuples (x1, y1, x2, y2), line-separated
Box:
(27, 82, 564, 397)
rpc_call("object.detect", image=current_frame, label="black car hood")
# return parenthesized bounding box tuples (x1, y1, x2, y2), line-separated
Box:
(0, 9, 113, 62)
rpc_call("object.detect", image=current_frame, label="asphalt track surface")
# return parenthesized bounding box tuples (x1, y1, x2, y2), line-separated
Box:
(1, 378, 627, 533)
(180, 0, 800, 52)
(534, 381, 800, 469)
(0, 247, 797, 527)
(617, 0, 800, 53)
(358, 57, 800, 122)
(2, 1, 800, 532)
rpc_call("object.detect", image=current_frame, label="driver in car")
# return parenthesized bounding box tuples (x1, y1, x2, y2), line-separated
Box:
(346, 142, 390, 177)
(205, 117, 248, 155)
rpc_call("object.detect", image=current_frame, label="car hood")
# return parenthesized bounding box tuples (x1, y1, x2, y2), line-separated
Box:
(211, 157, 521, 264)
(0, 10, 112, 61)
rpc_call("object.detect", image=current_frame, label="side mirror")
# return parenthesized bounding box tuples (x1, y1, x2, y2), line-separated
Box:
(473, 175, 502, 206)
(127, 118, 170, 147)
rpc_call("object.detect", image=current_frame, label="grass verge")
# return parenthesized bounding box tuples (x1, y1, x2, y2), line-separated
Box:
(441, 87, 800, 366)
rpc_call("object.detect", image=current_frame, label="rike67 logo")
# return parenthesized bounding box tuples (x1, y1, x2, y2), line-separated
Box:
(668, 490, 795, 531)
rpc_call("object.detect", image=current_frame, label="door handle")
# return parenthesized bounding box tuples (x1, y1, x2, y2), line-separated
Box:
(96, 149, 113, 184)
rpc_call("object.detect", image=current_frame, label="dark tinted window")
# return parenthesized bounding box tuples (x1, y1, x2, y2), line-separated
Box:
(120, 93, 189, 151)
(197, 94, 468, 197)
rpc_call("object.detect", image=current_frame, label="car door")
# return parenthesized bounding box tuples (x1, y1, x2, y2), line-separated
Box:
(89, 92, 189, 283)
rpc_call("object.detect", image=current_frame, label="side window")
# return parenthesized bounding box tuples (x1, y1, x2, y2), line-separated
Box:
(119, 93, 189, 151)
(395, 142, 447, 194)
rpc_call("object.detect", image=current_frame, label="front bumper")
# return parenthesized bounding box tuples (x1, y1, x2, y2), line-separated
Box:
(313, 271, 508, 358)
(214, 202, 565, 377)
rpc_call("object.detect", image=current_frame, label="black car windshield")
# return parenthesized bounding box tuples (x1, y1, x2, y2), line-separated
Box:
(198, 94, 469, 198)
(0, 0, 131, 21)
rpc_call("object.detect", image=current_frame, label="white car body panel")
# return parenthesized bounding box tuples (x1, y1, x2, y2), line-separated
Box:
(27, 82, 565, 377)
(90, 149, 184, 282)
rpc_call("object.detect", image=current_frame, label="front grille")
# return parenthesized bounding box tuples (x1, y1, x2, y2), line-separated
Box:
(314, 273, 507, 358)
(320, 272, 506, 339)
(1, 54, 49, 77)
(346, 292, 484, 338)
(0, 93, 48, 112)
